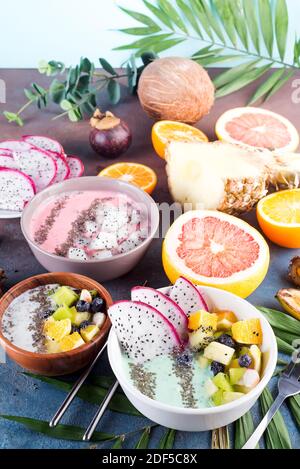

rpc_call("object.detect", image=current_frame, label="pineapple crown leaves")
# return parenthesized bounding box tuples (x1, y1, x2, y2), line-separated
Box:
(117, 0, 297, 104)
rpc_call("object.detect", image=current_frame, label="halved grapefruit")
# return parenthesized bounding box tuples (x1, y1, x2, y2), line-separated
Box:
(162, 211, 270, 298)
(216, 107, 299, 153)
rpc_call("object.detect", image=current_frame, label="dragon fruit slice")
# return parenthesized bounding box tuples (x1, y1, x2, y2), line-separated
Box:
(0, 140, 33, 152)
(131, 287, 188, 341)
(67, 155, 85, 178)
(108, 300, 182, 363)
(22, 135, 65, 158)
(52, 154, 70, 183)
(0, 154, 17, 169)
(170, 277, 209, 316)
(67, 247, 87, 260)
(0, 167, 36, 211)
(13, 148, 57, 192)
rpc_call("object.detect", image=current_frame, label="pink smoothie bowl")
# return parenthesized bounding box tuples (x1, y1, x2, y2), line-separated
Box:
(21, 177, 160, 282)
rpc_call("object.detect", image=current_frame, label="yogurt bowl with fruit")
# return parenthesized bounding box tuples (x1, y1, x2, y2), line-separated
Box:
(0, 273, 112, 376)
(21, 177, 159, 282)
(108, 278, 277, 431)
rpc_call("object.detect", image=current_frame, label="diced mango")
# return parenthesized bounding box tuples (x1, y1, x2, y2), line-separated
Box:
(81, 325, 100, 342)
(44, 318, 72, 342)
(188, 310, 217, 331)
(215, 310, 238, 331)
(232, 319, 263, 345)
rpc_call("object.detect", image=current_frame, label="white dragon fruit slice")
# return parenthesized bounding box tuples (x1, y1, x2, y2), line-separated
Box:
(73, 237, 89, 248)
(108, 301, 182, 363)
(119, 232, 141, 253)
(0, 154, 18, 169)
(67, 247, 87, 260)
(131, 209, 141, 225)
(91, 250, 113, 260)
(131, 287, 188, 342)
(13, 148, 57, 192)
(84, 220, 99, 238)
(22, 135, 65, 158)
(0, 167, 36, 211)
(0, 140, 34, 152)
(52, 154, 70, 183)
(117, 225, 130, 243)
(170, 277, 209, 315)
(89, 232, 118, 250)
(67, 155, 85, 178)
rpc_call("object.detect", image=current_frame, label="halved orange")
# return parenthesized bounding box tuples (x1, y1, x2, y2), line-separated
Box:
(257, 189, 300, 248)
(98, 162, 157, 194)
(152, 120, 208, 159)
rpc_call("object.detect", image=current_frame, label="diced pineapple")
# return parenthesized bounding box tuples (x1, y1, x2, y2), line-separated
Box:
(204, 341, 235, 365)
(189, 326, 214, 351)
(188, 310, 217, 331)
(229, 368, 246, 385)
(52, 286, 78, 307)
(212, 389, 224, 406)
(215, 310, 238, 331)
(204, 379, 218, 397)
(223, 392, 245, 403)
(212, 373, 233, 392)
(81, 325, 100, 342)
(232, 319, 263, 345)
(60, 332, 85, 352)
(53, 305, 73, 321)
(45, 339, 62, 354)
(249, 345, 262, 373)
(71, 309, 91, 326)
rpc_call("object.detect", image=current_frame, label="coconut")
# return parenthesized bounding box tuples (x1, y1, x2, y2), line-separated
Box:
(137, 57, 215, 124)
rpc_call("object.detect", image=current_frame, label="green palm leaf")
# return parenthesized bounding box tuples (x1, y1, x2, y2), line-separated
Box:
(213, 0, 237, 46)
(243, 0, 260, 53)
(158, 0, 188, 34)
(158, 429, 176, 449)
(258, 0, 274, 56)
(229, 0, 249, 50)
(213, 59, 261, 88)
(216, 63, 272, 98)
(143, 0, 173, 29)
(176, 0, 202, 37)
(191, 1, 214, 40)
(114, 33, 173, 51)
(264, 69, 294, 101)
(275, 0, 289, 61)
(260, 388, 292, 449)
(198, 0, 225, 43)
(248, 67, 285, 104)
(119, 7, 159, 28)
(135, 426, 151, 449)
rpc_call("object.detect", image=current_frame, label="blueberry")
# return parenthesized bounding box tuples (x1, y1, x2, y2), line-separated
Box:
(217, 334, 236, 349)
(91, 297, 105, 313)
(71, 325, 80, 334)
(76, 300, 91, 313)
(176, 352, 193, 367)
(238, 354, 252, 368)
(79, 320, 91, 330)
(211, 361, 225, 376)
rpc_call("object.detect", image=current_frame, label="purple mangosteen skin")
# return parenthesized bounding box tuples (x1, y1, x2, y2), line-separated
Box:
(89, 121, 132, 159)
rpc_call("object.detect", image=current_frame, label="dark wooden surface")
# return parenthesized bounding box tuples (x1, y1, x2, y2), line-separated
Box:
(0, 69, 299, 449)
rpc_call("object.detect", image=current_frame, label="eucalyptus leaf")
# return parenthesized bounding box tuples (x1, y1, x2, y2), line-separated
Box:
(243, 0, 260, 53)
(176, 0, 203, 37)
(60, 99, 73, 111)
(213, 59, 261, 88)
(3, 111, 23, 127)
(107, 80, 121, 105)
(157, 0, 188, 34)
(258, 0, 274, 56)
(99, 58, 116, 76)
(49, 79, 66, 104)
(260, 388, 292, 449)
(135, 426, 151, 449)
(158, 429, 176, 449)
(235, 411, 258, 449)
(0, 415, 114, 442)
(257, 307, 300, 335)
(248, 68, 285, 104)
(143, 0, 173, 29)
(275, 0, 288, 61)
(24, 88, 37, 101)
(68, 109, 81, 122)
(216, 63, 272, 97)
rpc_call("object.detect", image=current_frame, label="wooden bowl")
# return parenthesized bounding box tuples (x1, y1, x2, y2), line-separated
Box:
(0, 272, 112, 376)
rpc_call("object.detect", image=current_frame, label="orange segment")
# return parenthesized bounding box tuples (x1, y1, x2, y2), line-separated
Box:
(257, 189, 300, 248)
(98, 162, 157, 194)
(152, 120, 208, 159)
(232, 319, 263, 345)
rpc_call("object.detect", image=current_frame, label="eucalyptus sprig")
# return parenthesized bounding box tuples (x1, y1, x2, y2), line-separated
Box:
(117, 0, 298, 103)
(3, 54, 153, 126)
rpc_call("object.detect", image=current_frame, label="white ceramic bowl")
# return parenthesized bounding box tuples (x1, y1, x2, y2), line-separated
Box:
(108, 285, 277, 432)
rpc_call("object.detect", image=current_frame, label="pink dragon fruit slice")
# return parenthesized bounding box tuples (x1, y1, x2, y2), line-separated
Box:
(170, 277, 209, 316)
(52, 154, 70, 183)
(22, 135, 65, 158)
(131, 287, 188, 341)
(0, 140, 34, 152)
(0, 154, 17, 169)
(108, 300, 182, 363)
(13, 148, 57, 192)
(0, 167, 36, 211)
(67, 155, 85, 178)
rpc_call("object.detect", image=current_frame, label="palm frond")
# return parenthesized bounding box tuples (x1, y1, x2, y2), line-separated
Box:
(118, 0, 297, 104)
